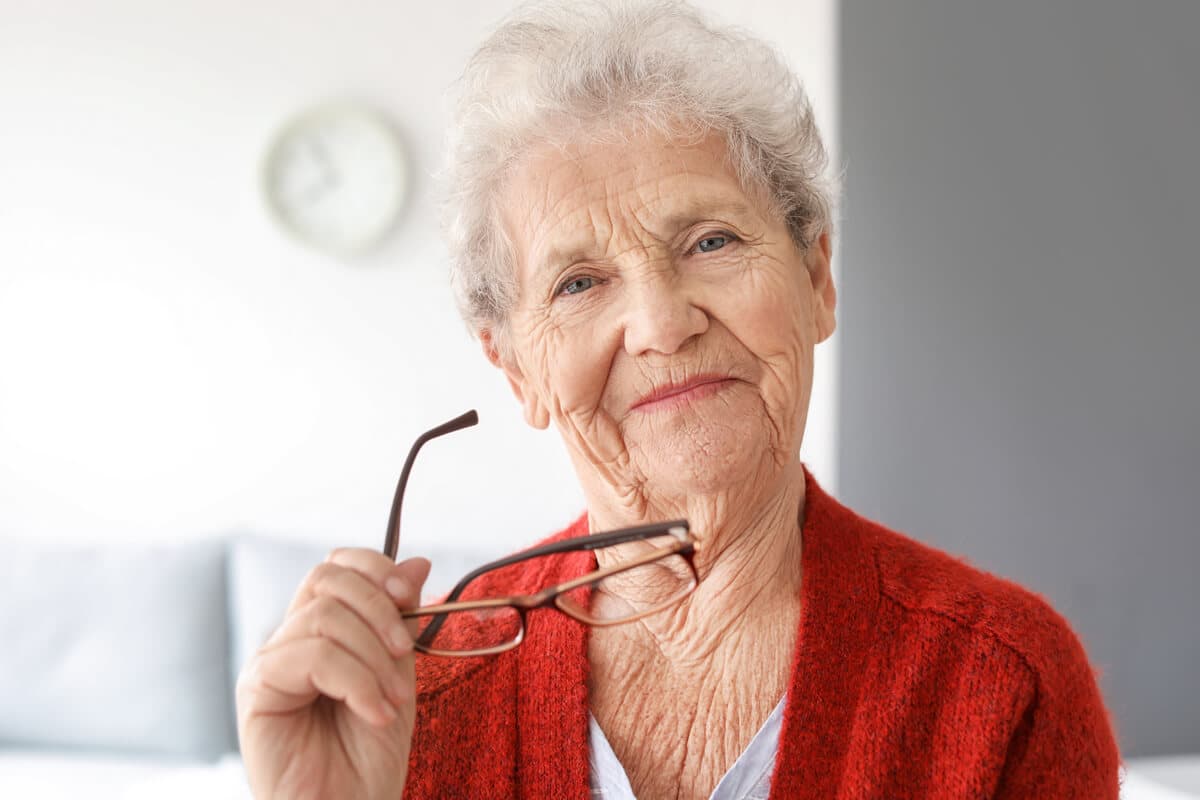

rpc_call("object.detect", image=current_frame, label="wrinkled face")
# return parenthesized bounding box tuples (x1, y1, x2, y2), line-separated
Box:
(487, 129, 835, 507)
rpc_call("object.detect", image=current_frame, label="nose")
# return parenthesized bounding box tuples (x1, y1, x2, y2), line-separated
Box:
(621, 271, 709, 356)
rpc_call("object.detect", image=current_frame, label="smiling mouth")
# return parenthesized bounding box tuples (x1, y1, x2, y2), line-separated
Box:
(631, 376, 737, 412)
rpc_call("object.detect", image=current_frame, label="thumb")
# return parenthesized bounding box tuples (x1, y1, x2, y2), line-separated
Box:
(395, 556, 433, 597)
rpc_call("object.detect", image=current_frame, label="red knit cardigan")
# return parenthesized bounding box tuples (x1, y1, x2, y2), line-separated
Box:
(404, 468, 1123, 799)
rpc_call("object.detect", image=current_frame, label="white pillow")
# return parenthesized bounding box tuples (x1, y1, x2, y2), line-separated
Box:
(0, 538, 234, 759)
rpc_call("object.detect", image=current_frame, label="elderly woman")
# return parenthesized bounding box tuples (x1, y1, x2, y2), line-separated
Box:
(235, 1, 1121, 798)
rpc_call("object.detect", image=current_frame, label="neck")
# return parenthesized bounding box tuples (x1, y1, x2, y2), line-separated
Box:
(584, 463, 807, 800)
(586, 459, 806, 667)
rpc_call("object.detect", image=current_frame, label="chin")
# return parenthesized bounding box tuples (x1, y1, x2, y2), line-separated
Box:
(635, 414, 775, 498)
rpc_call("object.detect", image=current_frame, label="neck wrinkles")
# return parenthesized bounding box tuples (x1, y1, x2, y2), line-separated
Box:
(588, 459, 806, 666)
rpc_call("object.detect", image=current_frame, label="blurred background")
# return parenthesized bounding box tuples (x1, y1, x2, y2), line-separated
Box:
(0, 0, 1196, 797)
(0, 0, 838, 552)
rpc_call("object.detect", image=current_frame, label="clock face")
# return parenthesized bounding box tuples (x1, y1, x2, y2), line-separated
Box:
(263, 104, 408, 256)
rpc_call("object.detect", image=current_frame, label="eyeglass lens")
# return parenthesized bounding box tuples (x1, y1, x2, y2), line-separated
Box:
(411, 532, 695, 655)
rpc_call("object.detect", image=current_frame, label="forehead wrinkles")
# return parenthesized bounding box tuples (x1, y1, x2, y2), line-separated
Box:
(502, 155, 610, 286)
(501, 133, 752, 296)
(543, 162, 667, 249)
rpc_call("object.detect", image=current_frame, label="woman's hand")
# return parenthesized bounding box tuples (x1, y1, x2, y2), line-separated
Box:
(235, 548, 431, 800)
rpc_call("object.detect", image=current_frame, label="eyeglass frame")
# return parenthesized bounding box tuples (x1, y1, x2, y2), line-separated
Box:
(381, 410, 699, 657)
(404, 521, 695, 656)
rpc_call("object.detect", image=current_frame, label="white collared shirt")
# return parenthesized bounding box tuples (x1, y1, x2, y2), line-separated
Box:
(588, 697, 787, 800)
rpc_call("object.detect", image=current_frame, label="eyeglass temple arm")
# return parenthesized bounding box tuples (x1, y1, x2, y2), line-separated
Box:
(383, 409, 479, 562)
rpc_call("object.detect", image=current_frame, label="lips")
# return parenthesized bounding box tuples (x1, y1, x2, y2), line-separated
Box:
(631, 375, 736, 412)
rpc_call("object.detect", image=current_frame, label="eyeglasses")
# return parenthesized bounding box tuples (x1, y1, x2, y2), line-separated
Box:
(382, 411, 699, 657)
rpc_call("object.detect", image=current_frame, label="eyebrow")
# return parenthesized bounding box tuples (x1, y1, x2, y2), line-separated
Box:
(533, 197, 757, 279)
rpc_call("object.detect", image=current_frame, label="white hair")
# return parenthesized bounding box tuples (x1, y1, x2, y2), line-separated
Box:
(441, 0, 835, 338)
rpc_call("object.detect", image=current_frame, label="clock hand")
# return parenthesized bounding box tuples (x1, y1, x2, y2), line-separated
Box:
(296, 138, 340, 204)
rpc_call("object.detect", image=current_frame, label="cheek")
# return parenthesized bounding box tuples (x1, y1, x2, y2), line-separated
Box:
(720, 260, 814, 360)
(519, 312, 618, 420)
(713, 259, 818, 441)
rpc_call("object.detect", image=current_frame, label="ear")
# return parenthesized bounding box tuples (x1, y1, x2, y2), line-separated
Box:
(479, 328, 551, 430)
(806, 230, 837, 343)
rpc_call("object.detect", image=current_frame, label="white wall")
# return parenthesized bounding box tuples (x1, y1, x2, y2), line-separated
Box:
(0, 0, 837, 555)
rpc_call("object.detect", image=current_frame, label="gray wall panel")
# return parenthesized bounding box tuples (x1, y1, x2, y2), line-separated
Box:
(839, 0, 1199, 757)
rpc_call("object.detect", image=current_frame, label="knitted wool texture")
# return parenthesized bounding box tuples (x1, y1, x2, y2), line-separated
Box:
(403, 468, 1122, 799)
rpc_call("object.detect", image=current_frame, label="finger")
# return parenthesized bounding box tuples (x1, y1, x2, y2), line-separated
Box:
(263, 595, 412, 708)
(284, 563, 415, 659)
(386, 558, 433, 641)
(386, 557, 433, 610)
(373, 557, 430, 645)
(286, 548, 392, 616)
(238, 637, 406, 729)
(345, 551, 431, 612)
(288, 550, 432, 617)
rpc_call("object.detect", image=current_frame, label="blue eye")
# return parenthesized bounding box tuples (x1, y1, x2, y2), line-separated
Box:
(557, 275, 596, 296)
(695, 234, 731, 253)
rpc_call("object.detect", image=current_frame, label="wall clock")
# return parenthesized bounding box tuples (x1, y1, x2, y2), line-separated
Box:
(262, 103, 409, 257)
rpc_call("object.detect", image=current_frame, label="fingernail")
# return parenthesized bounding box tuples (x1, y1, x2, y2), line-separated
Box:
(378, 699, 398, 724)
(390, 624, 411, 652)
(386, 576, 409, 601)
